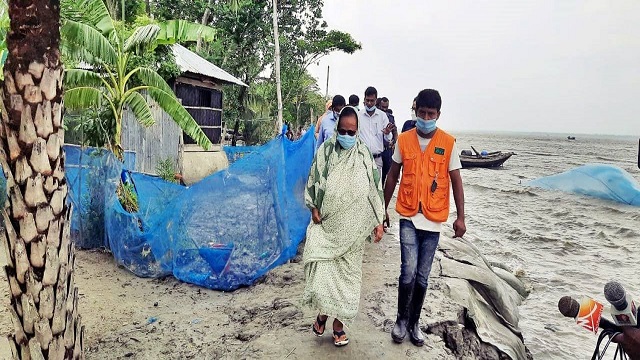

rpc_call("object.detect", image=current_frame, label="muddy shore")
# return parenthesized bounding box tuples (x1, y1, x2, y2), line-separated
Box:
(1, 205, 526, 359)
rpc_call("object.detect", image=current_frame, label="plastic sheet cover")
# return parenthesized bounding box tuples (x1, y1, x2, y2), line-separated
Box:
(527, 164, 640, 206)
(65, 130, 315, 290)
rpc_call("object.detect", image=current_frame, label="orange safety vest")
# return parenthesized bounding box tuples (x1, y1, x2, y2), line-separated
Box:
(395, 128, 456, 223)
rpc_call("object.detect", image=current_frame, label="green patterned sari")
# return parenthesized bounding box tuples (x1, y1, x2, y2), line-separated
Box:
(302, 134, 385, 326)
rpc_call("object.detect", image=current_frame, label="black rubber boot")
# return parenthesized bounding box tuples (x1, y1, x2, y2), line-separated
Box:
(391, 283, 413, 343)
(408, 283, 427, 347)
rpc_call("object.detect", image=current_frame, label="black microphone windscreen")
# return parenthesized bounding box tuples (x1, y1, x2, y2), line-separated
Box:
(604, 281, 627, 310)
(558, 296, 580, 318)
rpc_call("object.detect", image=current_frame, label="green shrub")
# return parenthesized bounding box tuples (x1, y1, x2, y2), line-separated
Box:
(117, 182, 139, 213)
(156, 158, 178, 183)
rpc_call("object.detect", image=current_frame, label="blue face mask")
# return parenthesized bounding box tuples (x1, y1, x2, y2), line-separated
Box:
(337, 134, 357, 149)
(365, 104, 377, 112)
(416, 118, 437, 133)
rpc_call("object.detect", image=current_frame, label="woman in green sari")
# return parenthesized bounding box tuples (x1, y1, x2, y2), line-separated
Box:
(302, 106, 385, 347)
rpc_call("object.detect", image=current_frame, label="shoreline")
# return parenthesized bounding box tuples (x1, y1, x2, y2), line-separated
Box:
(1, 203, 528, 359)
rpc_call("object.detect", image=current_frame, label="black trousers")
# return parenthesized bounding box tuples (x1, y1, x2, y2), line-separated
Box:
(381, 147, 393, 185)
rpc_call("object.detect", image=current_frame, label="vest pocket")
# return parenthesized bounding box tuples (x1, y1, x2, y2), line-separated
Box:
(426, 157, 448, 212)
(398, 173, 415, 207)
(427, 156, 447, 178)
(403, 153, 417, 175)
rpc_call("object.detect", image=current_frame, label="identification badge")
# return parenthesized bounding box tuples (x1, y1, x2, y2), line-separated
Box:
(434, 147, 445, 155)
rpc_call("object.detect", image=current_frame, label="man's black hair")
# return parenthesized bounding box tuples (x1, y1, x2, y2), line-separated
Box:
(338, 106, 359, 128)
(415, 89, 442, 111)
(331, 94, 346, 108)
(348, 94, 359, 106)
(364, 86, 378, 98)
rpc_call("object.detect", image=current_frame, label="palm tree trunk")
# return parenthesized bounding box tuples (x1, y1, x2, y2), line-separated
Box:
(2, 0, 84, 358)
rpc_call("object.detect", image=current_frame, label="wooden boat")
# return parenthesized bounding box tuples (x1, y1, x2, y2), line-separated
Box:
(567, 136, 576, 140)
(460, 146, 515, 168)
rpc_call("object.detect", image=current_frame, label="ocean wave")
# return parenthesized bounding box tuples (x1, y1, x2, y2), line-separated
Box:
(460, 132, 638, 359)
(500, 188, 539, 197)
(595, 156, 619, 162)
(614, 228, 640, 238)
(523, 151, 561, 157)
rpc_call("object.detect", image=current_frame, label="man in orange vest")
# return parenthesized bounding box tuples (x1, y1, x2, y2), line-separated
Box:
(383, 89, 466, 347)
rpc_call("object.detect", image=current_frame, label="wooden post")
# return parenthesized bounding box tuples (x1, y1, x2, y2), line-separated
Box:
(325, 65, 330, 100)
(272, 0, 284, 134)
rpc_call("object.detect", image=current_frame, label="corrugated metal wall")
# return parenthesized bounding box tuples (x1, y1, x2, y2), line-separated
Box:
(121, 94, 181, 174)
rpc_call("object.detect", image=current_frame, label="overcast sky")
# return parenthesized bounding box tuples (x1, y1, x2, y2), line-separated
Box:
(307, 0, 640, 136)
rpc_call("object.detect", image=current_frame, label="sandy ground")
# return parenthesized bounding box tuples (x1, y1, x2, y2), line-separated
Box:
(0, 208, 468, 360)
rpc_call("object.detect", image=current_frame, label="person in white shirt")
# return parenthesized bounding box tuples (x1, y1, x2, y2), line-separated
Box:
(358, 86, 396, 175)
(383, 89, 466, 347)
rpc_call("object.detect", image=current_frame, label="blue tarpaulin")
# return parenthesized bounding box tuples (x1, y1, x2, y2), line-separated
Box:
(527, 164, 640, 206)
(64, 129, 316, 290)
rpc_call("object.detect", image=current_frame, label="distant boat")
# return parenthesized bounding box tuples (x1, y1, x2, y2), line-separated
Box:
(567, 136, 576, 140)
(460, 146, 515, 168)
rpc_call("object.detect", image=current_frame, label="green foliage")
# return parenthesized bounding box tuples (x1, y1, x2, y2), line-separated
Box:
(156, 158, 178, 183)
(62, 0, 115, 35)
(128, 43, 182, 84)
(193, 0, 360, 143)
(59, 0, 362, 147)
(152, 0, 208, 22)
(61, 0, 215, 155)
(64, 108, 115, 148)
(0, 0, 9, 79)
(117, 182, 139, 213)
(157, 20, 216, 45)
(103, 0, 145, 23)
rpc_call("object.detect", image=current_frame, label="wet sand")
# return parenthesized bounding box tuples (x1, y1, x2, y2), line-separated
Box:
(1, 206, 470, 359)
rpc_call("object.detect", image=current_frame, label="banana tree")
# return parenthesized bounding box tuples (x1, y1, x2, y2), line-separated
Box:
(60, 0, 217, 158)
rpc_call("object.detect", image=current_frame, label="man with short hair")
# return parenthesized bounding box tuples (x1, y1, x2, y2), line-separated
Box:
(358, 87, 395, 175)
(317, 95, 346, 149)
(348, 94, 360, 110)
(384, 89, 466, 347)
(376, 97, 398, 185)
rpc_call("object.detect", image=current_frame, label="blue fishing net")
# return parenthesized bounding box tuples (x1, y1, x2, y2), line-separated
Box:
(527, 164, 640, 206)
(223, 145, 258, 165)
(65, 129, 316, 290)
(64, 146, 135, 249)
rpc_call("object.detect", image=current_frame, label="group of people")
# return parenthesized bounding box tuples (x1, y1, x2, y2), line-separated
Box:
(314, 88, 398, 184)
(302, 87, 467, 347)
(285, 123, 307, 141)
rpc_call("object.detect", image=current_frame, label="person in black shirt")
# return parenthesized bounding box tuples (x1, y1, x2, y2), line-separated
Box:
(377, 97, 398, 188)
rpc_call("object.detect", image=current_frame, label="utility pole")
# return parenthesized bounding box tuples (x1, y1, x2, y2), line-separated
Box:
(325, 65, 330, 100)
(272, 0, 284, 133)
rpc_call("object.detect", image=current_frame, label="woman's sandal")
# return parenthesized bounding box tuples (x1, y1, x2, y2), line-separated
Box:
(312, 315, 327, 337)
(333, 330, 349, 347)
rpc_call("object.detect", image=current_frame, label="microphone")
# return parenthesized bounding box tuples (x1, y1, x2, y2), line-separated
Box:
(604, 281, 638, 327)
(558, 296, 622, 333)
